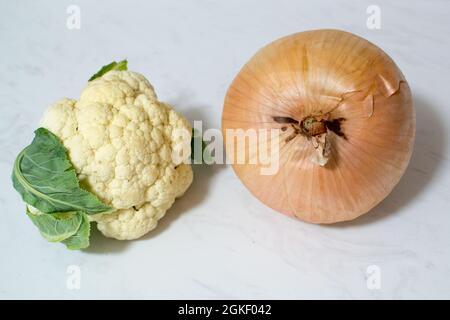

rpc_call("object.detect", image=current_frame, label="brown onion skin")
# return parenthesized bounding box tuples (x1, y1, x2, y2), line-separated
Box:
(222, 29, 415, 223)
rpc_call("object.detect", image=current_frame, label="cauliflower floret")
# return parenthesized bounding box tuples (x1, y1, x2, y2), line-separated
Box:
(40, 70, 193, 240)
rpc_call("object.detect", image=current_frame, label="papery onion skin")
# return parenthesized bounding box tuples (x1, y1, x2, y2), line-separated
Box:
(222, 29, 415, 223)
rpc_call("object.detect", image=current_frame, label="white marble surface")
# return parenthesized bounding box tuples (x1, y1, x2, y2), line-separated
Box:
(1, 0, 450, 299)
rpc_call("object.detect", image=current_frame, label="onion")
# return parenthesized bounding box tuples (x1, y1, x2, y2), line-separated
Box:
(222, 29, 415, 223)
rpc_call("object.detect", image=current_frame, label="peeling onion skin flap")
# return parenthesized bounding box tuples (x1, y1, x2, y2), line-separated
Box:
(12, 128, 112, 214)
(222, 29, 415, 223)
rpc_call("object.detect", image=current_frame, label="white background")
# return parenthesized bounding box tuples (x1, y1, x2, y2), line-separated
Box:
(1, 0, 449, 299)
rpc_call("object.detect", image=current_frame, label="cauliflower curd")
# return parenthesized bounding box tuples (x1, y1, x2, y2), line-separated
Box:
(40, 70, 193, 240)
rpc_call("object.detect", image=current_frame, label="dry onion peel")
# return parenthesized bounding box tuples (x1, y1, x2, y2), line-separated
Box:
(222, 29, 415, 223)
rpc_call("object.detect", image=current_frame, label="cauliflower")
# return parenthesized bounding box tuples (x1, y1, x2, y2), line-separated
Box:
(40, 70, 193, 240)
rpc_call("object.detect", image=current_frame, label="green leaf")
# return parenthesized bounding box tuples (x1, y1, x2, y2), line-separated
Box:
(12, 128, 112, 214)
(62, 212, 90, 250)
(88, 60, 128, 81)
(26, 208, 82, 242)
(27, 208, 91, 250)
